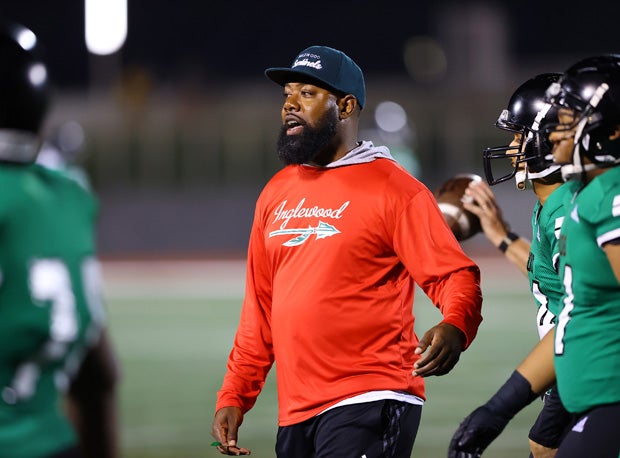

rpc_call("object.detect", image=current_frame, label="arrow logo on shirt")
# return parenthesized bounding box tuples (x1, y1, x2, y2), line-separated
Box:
(269, 221, 341, 246)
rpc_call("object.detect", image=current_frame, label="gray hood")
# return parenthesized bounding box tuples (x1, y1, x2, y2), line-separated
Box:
(316, 141, 395, 168)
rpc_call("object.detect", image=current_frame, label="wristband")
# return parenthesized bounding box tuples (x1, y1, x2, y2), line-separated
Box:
(498, 232, 519, 253)
(485, 370, 538, 420)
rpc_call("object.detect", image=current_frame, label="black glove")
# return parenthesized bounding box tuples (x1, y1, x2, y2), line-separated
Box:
(447, 371, 538, 458)
(447, 404, 510, 458)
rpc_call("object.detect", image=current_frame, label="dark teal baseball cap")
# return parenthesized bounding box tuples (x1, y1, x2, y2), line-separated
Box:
(265, 45, 366, 109)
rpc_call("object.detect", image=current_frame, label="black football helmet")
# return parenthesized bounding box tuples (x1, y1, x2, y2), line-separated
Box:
(483, 73, 562, 189)
(0, 22, 50, 163)
(545, 54, 620, 178)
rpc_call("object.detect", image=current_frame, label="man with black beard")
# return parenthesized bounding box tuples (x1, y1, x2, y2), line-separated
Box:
(276, 102, 338, 166)
(211, 45, 483, 457)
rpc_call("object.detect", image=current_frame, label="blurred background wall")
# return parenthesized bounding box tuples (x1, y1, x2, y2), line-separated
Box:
(5, 0, 620, 257)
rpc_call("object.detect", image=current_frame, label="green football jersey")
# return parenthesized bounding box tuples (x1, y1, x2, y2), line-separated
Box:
(528, 182, 580, 339)
(0, 163, 105, 457)
(556, 168, 620, 414)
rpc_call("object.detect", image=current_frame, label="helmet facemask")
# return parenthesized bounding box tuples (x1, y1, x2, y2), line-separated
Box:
(483, 105, 561, 190)
(483, 73, 563, 189)
(482, 113, 526, 188)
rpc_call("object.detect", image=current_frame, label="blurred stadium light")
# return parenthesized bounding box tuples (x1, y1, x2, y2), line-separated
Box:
(403, 36, 447, 84)
(374, 101, 408, 133)
(367, 100, 420, 177)
(15, 26, 37, 50)
(85, 0, 127, 55)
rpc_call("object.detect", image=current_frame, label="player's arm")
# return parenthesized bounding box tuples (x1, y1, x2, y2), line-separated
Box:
(448, 330, 556, 457)
(603, 241, 620, 284)
(463, 180, 530, 276)
(514, 327, 556, 392)
(66, 329, 121, 458)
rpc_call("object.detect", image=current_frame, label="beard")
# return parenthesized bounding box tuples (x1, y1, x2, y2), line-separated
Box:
(277, 108, 339, 165)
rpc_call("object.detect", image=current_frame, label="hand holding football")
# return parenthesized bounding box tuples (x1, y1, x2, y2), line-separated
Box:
(434, 174, 483, 241)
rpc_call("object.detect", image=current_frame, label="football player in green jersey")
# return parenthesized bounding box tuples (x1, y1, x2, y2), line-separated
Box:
(0, 22, 120, 458)
(447, 56, 620, 458)
(463, 74, 577, 458)
(544, 55, 620, 457)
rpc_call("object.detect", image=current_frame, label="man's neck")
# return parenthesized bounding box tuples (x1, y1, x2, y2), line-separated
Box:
(533, 181, 562, 205)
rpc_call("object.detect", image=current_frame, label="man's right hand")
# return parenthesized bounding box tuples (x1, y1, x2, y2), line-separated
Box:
(211, 406, 251, 455)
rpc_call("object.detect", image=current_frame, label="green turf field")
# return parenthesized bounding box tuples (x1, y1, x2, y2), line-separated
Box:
(103, 256, 544, 458)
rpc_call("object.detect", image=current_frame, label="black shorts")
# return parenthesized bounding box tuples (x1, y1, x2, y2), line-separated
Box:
(555, 402, 620, 458)
(275, 399, 422, 458)
(528, 386, 575, 448)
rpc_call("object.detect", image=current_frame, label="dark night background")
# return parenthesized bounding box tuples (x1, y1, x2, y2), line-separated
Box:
(4, 0, 620, 88)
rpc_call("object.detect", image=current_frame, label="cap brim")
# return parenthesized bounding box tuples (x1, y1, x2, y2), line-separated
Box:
(264, 68, 340, 94)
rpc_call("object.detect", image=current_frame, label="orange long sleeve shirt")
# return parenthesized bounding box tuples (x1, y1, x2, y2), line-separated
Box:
(216, 156, 482, 426)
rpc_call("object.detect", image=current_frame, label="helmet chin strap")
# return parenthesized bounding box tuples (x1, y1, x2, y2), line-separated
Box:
(515, 163, 561, 190)
(0, 130, 41, 163)
(514, 169, 527, 190)
(514, 102, 556, 190)
(526, 164, 562, 180)
(560, 161, 597, 180)
(562, 127, 596, 180)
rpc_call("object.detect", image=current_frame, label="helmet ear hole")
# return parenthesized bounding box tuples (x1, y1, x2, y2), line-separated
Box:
(594, 126, 620, 156)
(597, 119, 619, 138)
(609, 125, 620, 141)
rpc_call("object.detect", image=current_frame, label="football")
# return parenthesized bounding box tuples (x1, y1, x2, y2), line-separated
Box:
(433, 173, 483, 241)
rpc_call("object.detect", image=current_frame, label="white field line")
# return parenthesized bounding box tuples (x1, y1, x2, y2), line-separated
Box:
(102, 259, 247, 299)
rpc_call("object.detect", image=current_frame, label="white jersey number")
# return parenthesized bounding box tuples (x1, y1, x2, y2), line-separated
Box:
(1, 257, 103, 405)
(532, 281, 556, 339)
(555, 265, 574, 355)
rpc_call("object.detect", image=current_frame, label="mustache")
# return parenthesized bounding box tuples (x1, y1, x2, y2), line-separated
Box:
(285, 113, 306, 126)
(276, 110, 339, 166)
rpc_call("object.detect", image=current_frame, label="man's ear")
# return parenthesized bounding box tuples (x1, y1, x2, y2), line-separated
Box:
(338, 95, 358, 119)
